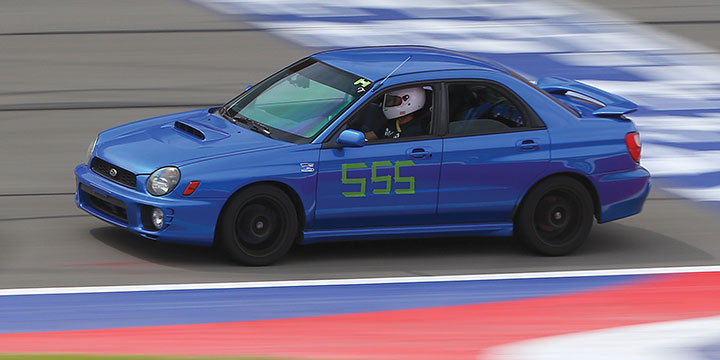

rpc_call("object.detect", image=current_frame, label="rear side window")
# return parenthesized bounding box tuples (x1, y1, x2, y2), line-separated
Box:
(447, 83, 526, 136)
(510, 74, 581, 118)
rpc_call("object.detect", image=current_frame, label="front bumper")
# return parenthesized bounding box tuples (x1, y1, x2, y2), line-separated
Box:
(75, 164, 223, 245)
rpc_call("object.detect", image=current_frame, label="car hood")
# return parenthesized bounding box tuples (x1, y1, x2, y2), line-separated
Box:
(94, 108, 292, 174)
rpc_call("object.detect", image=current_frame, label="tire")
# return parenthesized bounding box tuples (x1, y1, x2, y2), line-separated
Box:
(515, 176, 594, 256)
(218, 185, 298, 265)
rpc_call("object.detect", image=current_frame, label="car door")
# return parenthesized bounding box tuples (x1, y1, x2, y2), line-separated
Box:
(312, 84, 442, 229)
(437, 81, 550, 224)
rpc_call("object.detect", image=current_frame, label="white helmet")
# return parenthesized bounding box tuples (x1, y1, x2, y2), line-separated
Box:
(382, 87, 426, 120)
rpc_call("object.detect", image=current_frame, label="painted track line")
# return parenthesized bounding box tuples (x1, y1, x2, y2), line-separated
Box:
(2, 272, 719, 359)
(2, 265, 720, 296)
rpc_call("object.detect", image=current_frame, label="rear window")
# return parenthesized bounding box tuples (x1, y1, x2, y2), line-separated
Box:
(510, 73, 581, 118)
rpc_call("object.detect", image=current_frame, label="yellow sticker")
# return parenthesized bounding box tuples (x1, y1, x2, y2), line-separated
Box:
(354, 78, 371, 88)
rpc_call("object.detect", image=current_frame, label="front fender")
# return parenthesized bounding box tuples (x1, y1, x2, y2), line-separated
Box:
(177, 144, 322, 226)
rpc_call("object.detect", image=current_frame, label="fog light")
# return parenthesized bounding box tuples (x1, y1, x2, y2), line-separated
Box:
(151, 208, 164, 230)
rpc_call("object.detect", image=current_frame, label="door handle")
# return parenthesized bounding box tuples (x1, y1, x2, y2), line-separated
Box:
(517, 139, 539, 151)
(407, 148, 432, 159)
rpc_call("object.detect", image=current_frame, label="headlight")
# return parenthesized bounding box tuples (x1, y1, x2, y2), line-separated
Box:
(147, 167, 180, 196)
(87, 136, 98, 161)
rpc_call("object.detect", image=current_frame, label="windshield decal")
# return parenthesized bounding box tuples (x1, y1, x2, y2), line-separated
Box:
(354, 78, 372, 93)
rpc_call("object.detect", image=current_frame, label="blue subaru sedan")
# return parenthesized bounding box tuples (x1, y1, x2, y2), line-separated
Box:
(75, 46, 650, 265)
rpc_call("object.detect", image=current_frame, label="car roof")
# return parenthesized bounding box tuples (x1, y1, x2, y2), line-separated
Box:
(311, 46, 510, 81)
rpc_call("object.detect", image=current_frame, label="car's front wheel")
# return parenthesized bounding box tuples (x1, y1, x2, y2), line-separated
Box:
(218, 185, 298, 265)
(515, 176, 594, 256)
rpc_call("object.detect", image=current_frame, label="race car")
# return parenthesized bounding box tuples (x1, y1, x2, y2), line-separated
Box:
(75, 46, 650, 265)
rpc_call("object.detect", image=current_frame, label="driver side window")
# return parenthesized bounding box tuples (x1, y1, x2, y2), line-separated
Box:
(348, 85, 434, 142)
(447, 83, 525, 136)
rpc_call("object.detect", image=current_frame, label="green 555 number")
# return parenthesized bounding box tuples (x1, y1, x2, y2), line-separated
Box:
(341, 160, 415, 197)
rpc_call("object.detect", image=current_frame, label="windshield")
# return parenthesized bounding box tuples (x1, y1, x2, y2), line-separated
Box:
(225, 59, 371, 141)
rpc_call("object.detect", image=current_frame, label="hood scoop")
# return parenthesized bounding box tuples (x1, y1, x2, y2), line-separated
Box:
(172, 120, 230, 142)
(174, 121, 206, 140)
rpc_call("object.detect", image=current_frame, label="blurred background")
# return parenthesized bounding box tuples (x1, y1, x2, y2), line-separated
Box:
(1, 0, 720, 359)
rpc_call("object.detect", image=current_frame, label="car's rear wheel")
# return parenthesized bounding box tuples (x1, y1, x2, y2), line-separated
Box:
(218, 185, 298, 265)
(515, 176, 593, 255)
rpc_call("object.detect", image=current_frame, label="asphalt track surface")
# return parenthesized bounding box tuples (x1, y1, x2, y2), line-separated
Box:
(1, 0, 719, 289)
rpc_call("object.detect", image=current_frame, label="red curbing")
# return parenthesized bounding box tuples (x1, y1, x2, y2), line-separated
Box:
(1, 272, 719, 359)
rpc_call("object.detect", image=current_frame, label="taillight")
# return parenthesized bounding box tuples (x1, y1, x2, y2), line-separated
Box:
(625, 132, 641, 163)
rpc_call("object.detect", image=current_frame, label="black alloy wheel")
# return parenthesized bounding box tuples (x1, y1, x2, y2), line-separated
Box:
(219, 185, 298, 265)
(516, 176, 594, 256)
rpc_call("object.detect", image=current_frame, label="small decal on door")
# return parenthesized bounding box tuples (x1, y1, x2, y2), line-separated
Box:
(300, 163, 315, 173)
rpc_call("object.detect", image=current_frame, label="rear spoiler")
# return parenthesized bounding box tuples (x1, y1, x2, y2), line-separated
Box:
(537, 76, 638, 117)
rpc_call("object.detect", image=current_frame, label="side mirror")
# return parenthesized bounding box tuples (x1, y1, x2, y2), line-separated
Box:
(244, 85, 253, 92)
(336, 129, 365, 147)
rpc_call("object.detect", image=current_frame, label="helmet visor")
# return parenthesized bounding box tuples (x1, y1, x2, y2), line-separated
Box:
(383, 94, 403, 107)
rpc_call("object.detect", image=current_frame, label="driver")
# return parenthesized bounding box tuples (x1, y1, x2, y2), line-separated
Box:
(365, 87, 425, 141)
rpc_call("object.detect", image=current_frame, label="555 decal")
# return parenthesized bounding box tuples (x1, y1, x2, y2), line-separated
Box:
(341, 160, 415, 197)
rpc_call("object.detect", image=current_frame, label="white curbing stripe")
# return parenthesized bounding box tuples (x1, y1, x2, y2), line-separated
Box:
(484, 315, 720, 360)
(1, 265, 720, 296)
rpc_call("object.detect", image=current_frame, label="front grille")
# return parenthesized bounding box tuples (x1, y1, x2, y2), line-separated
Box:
(80, 183, 128, 223)
(91, 157, 136, 189)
